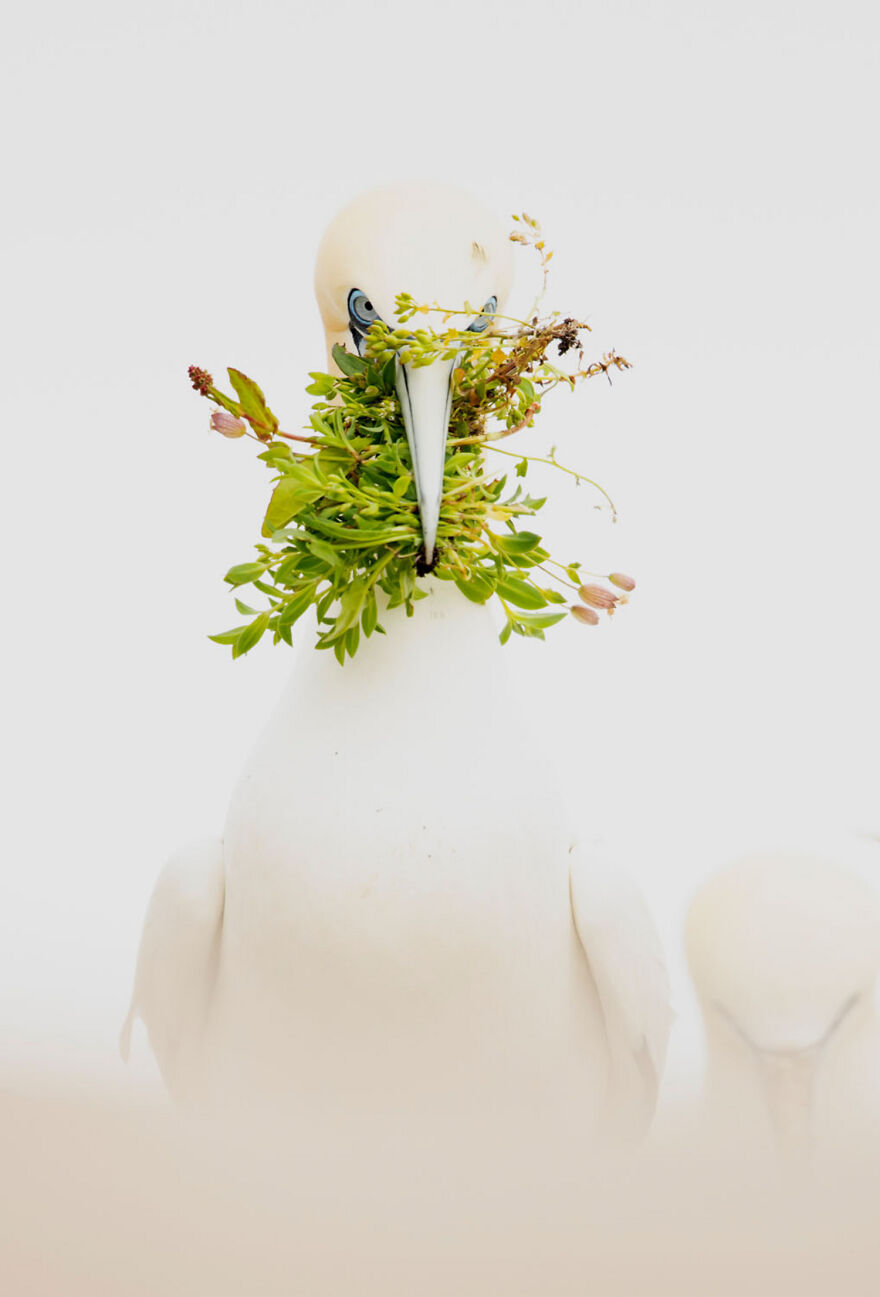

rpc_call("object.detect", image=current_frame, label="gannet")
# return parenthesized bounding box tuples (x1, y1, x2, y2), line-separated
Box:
(121, 183, 671, 1144)
(686, 852, 880, 1157)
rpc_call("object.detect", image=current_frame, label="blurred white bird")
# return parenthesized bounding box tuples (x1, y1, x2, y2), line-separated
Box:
(686, 852, 880, 1158)
(122, 183, 671, 1144)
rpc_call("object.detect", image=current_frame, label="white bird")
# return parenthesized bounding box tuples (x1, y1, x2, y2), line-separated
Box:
(122, 182, 671, 1145)
(686, 852, 880, 1158)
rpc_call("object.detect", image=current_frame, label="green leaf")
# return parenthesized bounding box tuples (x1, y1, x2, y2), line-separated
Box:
(278, 585, 317, 628)
(511, 610, 567, 630)
(490, 530, 542, 557)
(305, 373, 336, 397)
(380, 357, 397, 392)
(273, 556, 303, 586)
(334, 577, 367, 634)
(443, 452, 478, 474)
(258, 441, 293, 468)
(261, 471, 325, 536)
(270, 528, 305, 545)
(331, 344, 368, 378)
(228, 368, 279, 439)
(512, 621, 545, 640)
(202, 316, 617, 666)
(297, 555, 332, 582)
(307, 537, 343, 569)
(208, 625, 247, 646)
(316, 587, 336, 621)
(496, 575, 547, 610)
(503, 546, 550, 570)
(362, 589, 378, 636)
(315, 583, 367, 647)
(398, 567, 416, 604)
(232, 612, 270, 658)
(209, 388, 245, 419)
(453, 569, 496, 603)
(224, 562, 266, 586)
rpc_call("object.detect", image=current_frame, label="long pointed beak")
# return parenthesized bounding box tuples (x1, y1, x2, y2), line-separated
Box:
(395, 355, 457, 566)
(754, 1048, 818, 1159)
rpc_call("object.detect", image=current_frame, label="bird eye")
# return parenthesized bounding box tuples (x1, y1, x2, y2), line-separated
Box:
(468, 296, 497, 333)
(348, 289, 380, 327)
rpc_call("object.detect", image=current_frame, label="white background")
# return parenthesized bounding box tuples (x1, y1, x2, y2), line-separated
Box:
(1, 0, 878, 1104)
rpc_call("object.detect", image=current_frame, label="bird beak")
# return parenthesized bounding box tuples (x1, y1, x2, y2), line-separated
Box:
(755, 1049, 817, 1159)
(395, 354, 457, 567)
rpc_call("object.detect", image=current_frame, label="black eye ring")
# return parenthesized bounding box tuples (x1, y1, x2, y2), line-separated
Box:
(348, 289, 380, 327)
(347, 289, 382, 356)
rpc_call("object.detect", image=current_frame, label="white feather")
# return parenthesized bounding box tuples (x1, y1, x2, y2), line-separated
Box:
(120, 837, 225, 1104)
(569, 841, 673, 1140)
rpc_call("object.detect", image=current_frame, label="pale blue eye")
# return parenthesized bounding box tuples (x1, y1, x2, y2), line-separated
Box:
(468, 296, 497, 333)
(347, 289, 382, 355)
(348, 289, 380, 327)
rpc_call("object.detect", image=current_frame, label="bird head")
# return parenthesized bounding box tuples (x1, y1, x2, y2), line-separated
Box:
(313, 182, 515, 566)
(686, 853, 880, 1056)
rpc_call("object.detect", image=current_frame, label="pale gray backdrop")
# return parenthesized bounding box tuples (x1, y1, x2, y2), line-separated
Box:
(2, 0, 878, 1105)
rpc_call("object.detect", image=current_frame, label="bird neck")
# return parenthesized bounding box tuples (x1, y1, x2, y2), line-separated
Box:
(259, 574, 570, 833)
(376, 577, 500, 665)
(280, 578, 510, 710)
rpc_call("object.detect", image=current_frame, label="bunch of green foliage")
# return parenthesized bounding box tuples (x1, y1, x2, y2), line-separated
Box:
(189, 225, 632, 665)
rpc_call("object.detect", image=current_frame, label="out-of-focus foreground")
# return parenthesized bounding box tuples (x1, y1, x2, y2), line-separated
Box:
(1, 1079, 879, 1296)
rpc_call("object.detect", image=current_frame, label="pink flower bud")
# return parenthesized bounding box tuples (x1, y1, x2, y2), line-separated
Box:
(211, 409, 247, 439)
(571, 604, 600, 625)
(577, 583, 618, 611)
(608, 572, 636, 592)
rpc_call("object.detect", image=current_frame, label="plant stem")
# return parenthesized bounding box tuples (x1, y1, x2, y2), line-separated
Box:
(483, 445, 617, 518)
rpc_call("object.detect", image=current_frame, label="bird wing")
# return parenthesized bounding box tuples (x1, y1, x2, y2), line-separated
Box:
(120, 837, 225, 1104)
(569, 841, 673, 1142)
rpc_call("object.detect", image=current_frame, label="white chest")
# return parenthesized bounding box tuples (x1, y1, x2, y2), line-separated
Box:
(210, 587, 603, 1118)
